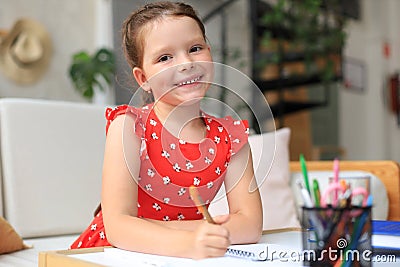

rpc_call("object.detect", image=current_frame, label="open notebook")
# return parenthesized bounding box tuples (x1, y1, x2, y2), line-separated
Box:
(98, 243, 301, 267)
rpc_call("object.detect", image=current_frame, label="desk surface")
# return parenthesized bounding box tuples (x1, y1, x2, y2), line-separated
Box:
(39, 229, 399, 267)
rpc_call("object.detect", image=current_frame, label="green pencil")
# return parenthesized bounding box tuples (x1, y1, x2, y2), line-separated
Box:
(299, 154, 311, 194)
(312, 179, 321, 207)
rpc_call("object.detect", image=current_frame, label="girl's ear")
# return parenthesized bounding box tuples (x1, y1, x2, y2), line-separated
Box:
(132, 67, 151, 92)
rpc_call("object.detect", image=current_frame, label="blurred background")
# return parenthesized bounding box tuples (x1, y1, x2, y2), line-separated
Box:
(1, 0, 399, 162)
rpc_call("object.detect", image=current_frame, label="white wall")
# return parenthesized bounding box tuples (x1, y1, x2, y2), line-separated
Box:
(0, 0, 97, 102)
(340, 0, 400, 161)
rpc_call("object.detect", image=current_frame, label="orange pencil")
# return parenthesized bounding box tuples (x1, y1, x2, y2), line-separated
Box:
(189, 185, 215, 224)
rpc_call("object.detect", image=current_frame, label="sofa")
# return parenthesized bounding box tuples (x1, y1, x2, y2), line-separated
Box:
(0, 98, 398, 267)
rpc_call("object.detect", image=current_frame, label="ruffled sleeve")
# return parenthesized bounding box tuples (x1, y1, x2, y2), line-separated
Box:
(214, 116, 250, 156)
(105, 105, 145, 138)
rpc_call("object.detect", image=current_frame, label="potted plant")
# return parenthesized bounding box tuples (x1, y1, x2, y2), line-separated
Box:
(68, 48, 115, 103)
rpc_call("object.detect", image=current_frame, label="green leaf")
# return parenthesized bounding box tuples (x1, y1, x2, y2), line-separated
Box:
(68, 48, 115, 101)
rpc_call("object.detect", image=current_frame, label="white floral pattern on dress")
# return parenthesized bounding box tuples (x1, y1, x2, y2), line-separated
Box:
(153, 203, 161, 211)
(193, 177, 201, 186)
(99, 231, 105, 240)
(178, 188, 186, 196)
(161, 150, 170, 158)
(147, 169, 155, 177)
(186, 161, 194, 170)
(173, 163, 181, 172)
(177, 213, 185, 220)
(151, 132, 158, 140)
(162, 176, 170, 185)
(149, 119, 157, 126)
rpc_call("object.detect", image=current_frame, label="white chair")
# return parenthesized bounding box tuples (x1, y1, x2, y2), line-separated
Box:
(0, 98, 106, 238)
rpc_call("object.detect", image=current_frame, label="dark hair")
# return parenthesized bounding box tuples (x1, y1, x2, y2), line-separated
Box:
(122, 1, 206, 69)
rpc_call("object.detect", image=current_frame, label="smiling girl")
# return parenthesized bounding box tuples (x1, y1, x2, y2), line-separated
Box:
(70, 1, 262, 259)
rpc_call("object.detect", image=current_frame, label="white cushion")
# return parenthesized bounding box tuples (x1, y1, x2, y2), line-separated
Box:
(209, 128, 301, 231)
(0, 170, 2, 217)
(0, 98, 106, 238)
(290, 171, 389, 220)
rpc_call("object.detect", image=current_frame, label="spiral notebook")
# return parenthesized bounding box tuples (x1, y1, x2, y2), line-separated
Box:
(225, 243, 294, 261)
(225, 244, 267, 261)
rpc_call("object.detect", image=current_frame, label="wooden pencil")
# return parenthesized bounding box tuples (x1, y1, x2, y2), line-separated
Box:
(189, 185, 215, 224)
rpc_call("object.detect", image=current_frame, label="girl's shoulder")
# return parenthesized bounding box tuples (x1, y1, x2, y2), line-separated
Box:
(105, 104, 151, 136)
(202, 112, 250, 155)
(202, 112, 249, 134)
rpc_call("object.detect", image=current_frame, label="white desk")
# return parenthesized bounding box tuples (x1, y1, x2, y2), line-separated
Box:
(39, 230, 399, 267)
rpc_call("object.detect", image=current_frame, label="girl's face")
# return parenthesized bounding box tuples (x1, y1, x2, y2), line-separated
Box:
(133, 16, 213, 106)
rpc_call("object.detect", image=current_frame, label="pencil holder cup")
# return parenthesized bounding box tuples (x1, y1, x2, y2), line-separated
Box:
(301, 206, 372, 267)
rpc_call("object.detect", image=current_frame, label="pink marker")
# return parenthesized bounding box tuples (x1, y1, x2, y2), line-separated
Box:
(333, 158, 340, 206)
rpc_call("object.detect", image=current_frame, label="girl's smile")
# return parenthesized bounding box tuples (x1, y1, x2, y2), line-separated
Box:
(175, 74, 202, 87)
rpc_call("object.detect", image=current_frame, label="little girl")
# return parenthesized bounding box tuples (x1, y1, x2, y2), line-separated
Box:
(71, 1, 262, 259)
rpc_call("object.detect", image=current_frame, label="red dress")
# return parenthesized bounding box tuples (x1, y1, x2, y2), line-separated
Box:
(70, 104, 249, 249)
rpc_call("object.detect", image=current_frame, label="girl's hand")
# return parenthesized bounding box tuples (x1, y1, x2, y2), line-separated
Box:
(190, 215, 231, 259)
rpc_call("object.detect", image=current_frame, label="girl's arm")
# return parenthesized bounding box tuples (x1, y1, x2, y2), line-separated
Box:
(101, 115, 230, 259)
(221, 143, 263, 244)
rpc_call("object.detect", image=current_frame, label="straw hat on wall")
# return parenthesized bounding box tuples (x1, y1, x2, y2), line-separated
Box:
(0, 18, 52, 85)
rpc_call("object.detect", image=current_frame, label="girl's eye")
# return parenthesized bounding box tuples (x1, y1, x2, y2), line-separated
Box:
(158, 55, 172, 62)
(190, 46, 202, 53)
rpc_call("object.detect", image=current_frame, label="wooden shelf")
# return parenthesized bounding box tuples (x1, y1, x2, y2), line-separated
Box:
(253, 74, 342, 92)
(270, 101, 326, 117)
(254, 101, 326, 121)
